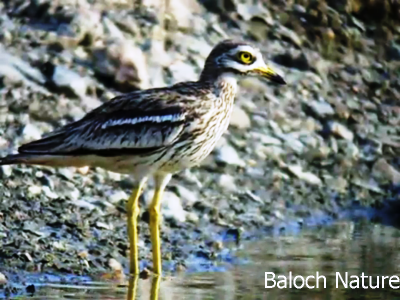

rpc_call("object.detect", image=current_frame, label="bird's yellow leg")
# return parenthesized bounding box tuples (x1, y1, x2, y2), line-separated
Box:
(150, 275, 161, 300)
(126, 178, 147, 275)
(149, 173, 172, 275)
(126, 276, 138, 300)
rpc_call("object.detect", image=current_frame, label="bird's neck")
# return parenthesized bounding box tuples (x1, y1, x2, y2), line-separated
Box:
(215, 72, 238, 90)
(199, 72, 238, 95)
(213, 72, 238, 101)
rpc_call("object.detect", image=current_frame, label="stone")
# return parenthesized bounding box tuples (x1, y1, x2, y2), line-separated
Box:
(173, 185, 198, 207)
(0, 165, 12, 178)
(22, 123, 42, 142)
(308, 100, 335, 118)
(160, 191, 186, 223)
(28, 185, 42, 197)
(92, 39, 150, 90)
(109, 190, 129, 203)
(168, 60, 198, 83)
(372, 158, 400, 185)
(42, 186, 58, 199)
(328, 122, 354, 141)
(41, 63, 88, 98)
(215, 144, 245, 167)
(0, 272, 7, 284)
(217, 174, 237, 192)
(230, 105, 251, 129)
(287, 165, 322, 185)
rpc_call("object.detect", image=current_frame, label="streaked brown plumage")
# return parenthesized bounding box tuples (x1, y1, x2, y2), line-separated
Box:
(0, 39, 286, 276)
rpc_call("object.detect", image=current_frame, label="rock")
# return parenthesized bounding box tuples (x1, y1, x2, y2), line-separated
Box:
(167, 0, 203, 30)
(275, 25, 303, 48)
(161, 191, 186, 223)
(0, 272, 7, 284)
(72, 198, 98, 210)
(63, 186, 81, 201)
(307, 100, 335, 118)
(287, 165, 322, 185)
(77, 166, 89, 175)
(22, 123, 42, 142)
(92, 39, 150, 91)
(28, 185, 42, 197)
(109, 258, 123, 272)
(173, 185, 198, 207)
(102, 16, 125, 40)
(278, 133, 305, 154)
(57, 168, 75, 181)
(324, 175, 348, 193)
(0, 46, 47, 92)
(42, 186, 58, 199)
(215, 144, 245, 167)
(40, 62, 88, 98)
(0, 165, 12, 178)
(372, 158, 400, 185)
(328, 122, 354, 141)
(65, 9, 103, 45)
(250, 132, 282, 145)
(168, 60, 198, 83)
(109, 190, 129, 203)
(230, 106, 251, 129)
(217, 174, 237, 192)
(108, 257, 125, 281)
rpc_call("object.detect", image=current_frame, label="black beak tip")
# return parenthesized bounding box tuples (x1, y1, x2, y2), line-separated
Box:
(273, 74, 286, 85)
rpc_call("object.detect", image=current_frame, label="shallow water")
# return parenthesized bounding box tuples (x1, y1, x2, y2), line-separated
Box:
(4, 219, 400, 299)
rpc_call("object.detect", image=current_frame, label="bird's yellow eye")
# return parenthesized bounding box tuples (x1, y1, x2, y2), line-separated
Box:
(238, 51, 254, 64)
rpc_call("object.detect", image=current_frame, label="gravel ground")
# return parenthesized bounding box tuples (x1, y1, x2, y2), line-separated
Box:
(0, 0, 400, 281)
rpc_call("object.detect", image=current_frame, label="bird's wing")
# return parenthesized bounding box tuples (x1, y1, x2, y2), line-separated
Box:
(19, 87, 194, 156)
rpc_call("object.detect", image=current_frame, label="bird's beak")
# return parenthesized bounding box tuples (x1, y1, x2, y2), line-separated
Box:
(253, 65, 286, 85)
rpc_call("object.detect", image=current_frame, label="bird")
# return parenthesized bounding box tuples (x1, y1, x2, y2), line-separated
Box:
(0, 39, 286, 276)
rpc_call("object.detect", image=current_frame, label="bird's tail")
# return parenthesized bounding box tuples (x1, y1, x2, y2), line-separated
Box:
(0, 153, 60, 166)
(0, 154, 28, 165)
(0, 153, 90, 167)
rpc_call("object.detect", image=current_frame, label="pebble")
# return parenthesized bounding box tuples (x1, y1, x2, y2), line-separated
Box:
(0, 272, 7, 284)
(92, 39, 150, 90)
(78, 166, 90, 175)
(329, 122, 354, 141)
(372, 158, 400, 185)
(169, 60, 198, 83)
(44, 63, 88, 98)
(57, 168, 75, 181)
(22, 123, 42, 142)
(308, 100, 335, 117)
(230, 106, 251, 129)
(109, 190, 129, 203)
(287, 165, 322, 185)
(251, 132, 282, 145)
(215, 144, 245, 167)
(42, 186, 58, 199)
(28, 185, 42, 197)
(0, 165, 12, 178)
(173, 185, 198, 207)
(217, 174, 237, 192)
(160, 191, 186, 223)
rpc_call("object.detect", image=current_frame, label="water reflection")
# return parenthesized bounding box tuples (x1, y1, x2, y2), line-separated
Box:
(127, 276, 160, 300)
(3, 221, 400, 299)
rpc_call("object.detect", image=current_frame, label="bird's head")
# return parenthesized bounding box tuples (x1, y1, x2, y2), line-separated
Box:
(200, 39, 286, 85)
